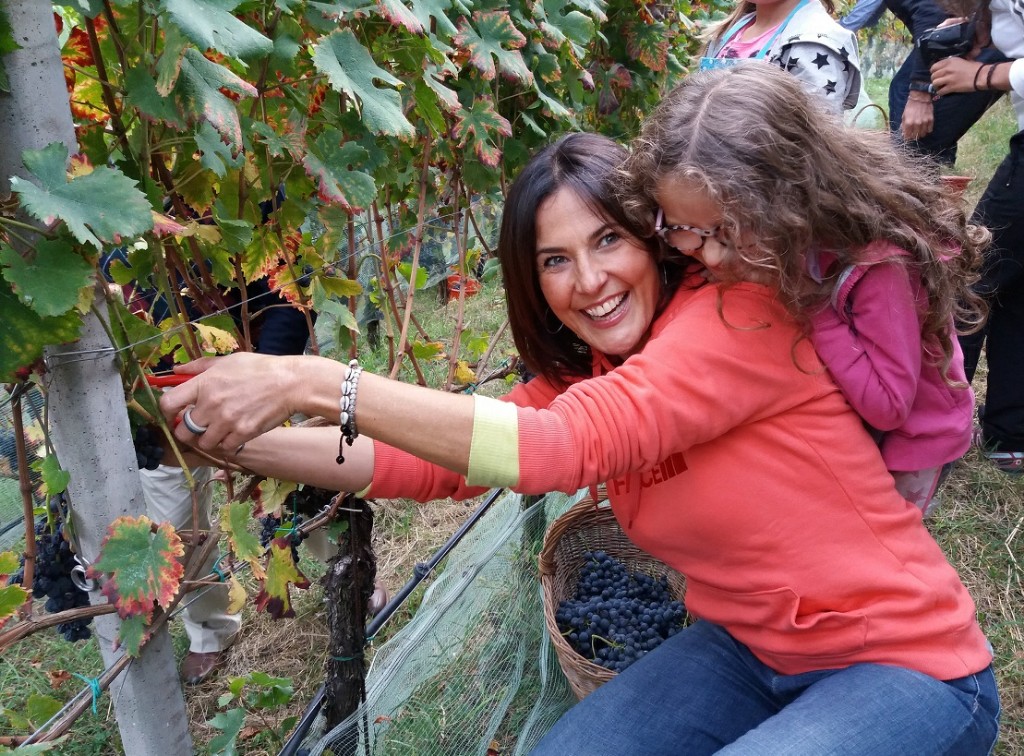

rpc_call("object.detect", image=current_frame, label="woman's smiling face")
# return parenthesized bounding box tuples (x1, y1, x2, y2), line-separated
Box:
(534, 188, 660, 360)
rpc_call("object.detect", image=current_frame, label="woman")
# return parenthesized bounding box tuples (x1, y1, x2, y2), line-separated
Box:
(162, 130, 998, 753)
(931, 0, 1024, 473)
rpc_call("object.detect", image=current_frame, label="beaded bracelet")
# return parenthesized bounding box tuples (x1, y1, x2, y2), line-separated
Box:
(337, 359, 363, 464)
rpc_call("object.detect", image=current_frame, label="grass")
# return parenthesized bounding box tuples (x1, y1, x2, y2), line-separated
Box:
(3, 98, 1023, 754)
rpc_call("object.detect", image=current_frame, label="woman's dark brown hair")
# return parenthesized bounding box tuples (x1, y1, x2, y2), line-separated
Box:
(499, 133, 662, 388)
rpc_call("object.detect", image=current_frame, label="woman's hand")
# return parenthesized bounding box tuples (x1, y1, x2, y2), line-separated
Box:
(901, 93, 935, 141)
(930, 57, 984, 95)
(159, 353, 343, 456)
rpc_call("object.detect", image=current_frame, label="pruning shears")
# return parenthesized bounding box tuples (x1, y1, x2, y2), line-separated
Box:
(145, 373, 193, 388)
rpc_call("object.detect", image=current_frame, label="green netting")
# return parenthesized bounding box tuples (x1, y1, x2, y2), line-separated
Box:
(300, 488, 588, 756)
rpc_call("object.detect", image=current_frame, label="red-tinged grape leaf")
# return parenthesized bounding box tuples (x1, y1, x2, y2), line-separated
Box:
(220, 500, 265, 579)
(268, 263, 306, 304)
(301, 130, 377, 211)
(88, 515, 185, 621)
(174, 48, 257, 149)
(0, 239, 94, 317)
(454, 11, 532, 85)
(151, 211, 188, 237)
(0, 584, 30, 629)
(254, 538, 310, 619)
(625, 19, 670, 71)
(258, 479, 298, 518)
(31, 455, 71, 496)
(453, 97, 512, 167)
(116, 613, 148, 656)
(376, 0, 425, 33)
(422, 65, 461, 113)
(10, 143, 153, 248)
(0, 285, 83, 383)
(160, 0, 273, 60)
(311, 30, 415, 138)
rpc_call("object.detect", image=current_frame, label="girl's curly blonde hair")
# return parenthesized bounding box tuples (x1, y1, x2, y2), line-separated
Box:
(619, 63, 988, 383)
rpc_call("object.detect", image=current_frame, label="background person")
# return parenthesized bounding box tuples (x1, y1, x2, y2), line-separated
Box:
(160, 124, 997, 753)
(931, 0, 1024, 473)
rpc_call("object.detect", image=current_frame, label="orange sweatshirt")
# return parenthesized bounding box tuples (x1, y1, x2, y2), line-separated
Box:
(370, 283, 992, 680)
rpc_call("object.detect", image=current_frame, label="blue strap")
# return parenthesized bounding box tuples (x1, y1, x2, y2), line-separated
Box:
(717, 0, 810, 60)
(73, 673, 102, 715)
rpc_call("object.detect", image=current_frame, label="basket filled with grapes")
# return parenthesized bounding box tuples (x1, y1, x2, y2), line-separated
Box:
(539, 496, 689, 700)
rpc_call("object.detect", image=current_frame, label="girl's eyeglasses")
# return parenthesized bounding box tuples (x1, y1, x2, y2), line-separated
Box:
(654, 208, 723, 252)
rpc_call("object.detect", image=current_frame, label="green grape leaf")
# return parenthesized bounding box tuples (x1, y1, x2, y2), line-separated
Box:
(25, 695, 62, 728)
(422, 64, 461, 113)
(0, 285, 83, 382)
(310, 290, 360, 338)
(195, 122, 244, 177)
(246, 671, 294, 709)
(10, 144, 153, 248)
(31, 455, 70, 496)
(88, 515, 185, 621)
(0, 239, 94, 317)
(220, 501, 265, 579)
(302, 130, 377, 211)
(453, 97, 512, 167)
(0, 584, 30, 630)
(249, 117, 306, 160)
(255, 538, 310, 619)
(117, 614, 148, 656)
(0, 741, 67, 754)
(215, 217, 254, 255)
(109, 299, 165, 364)
(314, 273, 362, 298)
(625, 19, 670, 71)
(156, 26, 190, 95)
(539, 0, 596, 52)
(124, 66, 187, 128)
(377, 0, 425, 33)
(160, 0, 273, 60)
(312, 29, 415, 138)
(0, 552, 18, 573)
(454, 11, 533, 84)
(567, 0, 606, 22)
(409, 0, 457, 36)
(411, 339, 445, 360)
(0, 8, 19, 93)
(207, 707, 245, 755)
(174, 48, 257, 149)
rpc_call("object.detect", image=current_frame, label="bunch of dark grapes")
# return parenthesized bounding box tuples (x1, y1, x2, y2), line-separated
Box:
(8, 519, 92, 642)
(258, 513, 304, 564)
(133, 424, 164, 471)
(555, 550, 687, 673)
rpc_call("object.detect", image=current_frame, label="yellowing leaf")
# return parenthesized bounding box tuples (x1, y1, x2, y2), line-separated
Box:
(194, 322, 239, 354)
(221, 501, 265, 580)
(258, 479, 297, 518)
(226, 572, 247, 614)
(88, 515, 185, 621)
(454, 360, 476, 385)
(255, 539, 310, 619)
(0, 584, 30, 629)
(0, 550, 19, 574)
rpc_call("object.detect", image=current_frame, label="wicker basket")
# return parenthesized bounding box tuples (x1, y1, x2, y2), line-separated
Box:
(539, 496, 687, 701)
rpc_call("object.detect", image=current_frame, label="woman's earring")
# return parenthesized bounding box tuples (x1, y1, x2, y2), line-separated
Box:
(543, 308, 565, 334)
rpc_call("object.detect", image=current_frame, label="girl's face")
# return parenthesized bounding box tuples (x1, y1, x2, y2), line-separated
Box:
(654, 175, 736, 281)
(535, 188, 660, 360)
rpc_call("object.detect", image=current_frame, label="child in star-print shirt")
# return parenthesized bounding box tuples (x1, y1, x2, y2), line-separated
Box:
(703, 0, 862, 114)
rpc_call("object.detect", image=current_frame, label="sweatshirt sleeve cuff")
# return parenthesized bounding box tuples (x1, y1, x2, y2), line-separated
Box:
(1009, 59, 1024, 100)
(465, 394, 520, 488)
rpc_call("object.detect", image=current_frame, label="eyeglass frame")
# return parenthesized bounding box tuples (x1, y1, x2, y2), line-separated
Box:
(654, 208, 722, 252)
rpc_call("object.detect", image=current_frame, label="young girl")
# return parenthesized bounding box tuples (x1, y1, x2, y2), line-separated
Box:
(703, 0, 864, 115)
(623, 62, 987, 515)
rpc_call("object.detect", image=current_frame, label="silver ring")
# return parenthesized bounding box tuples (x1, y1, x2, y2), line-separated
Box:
(181, 405, 208, 435)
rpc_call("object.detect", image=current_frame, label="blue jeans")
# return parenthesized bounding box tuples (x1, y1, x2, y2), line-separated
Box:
(532, 621, 1000, 755)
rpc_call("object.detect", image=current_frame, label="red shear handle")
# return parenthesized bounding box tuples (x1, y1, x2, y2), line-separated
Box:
(146, 374, 193, 388)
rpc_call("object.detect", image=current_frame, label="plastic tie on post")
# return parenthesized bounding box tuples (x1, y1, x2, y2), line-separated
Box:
(73, 673, 102, 715)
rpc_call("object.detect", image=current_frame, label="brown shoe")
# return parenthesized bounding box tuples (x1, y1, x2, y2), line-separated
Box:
(180, 649, 229, 685)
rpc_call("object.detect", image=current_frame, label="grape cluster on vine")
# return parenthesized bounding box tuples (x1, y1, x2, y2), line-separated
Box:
(258, 513, 305, 565)
(8, 517, 92, 642)
(555, 550, 687, 672)
(132, 424, 164, 471)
